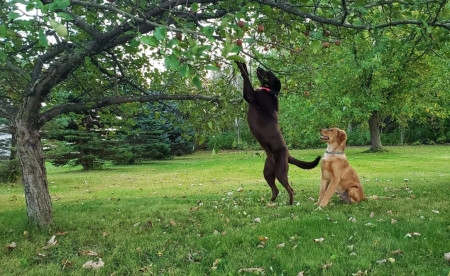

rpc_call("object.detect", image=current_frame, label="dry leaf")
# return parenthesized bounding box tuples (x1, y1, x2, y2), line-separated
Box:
(369, 195, 379, 200)
(314, 237, 325, 243)
(376, 259, 387, 264)
(308, 197, 315, 201)
(82, 258, 104, 270)
(266, 203, 276, 208)
(386, 210, 393, 215)
(276, 243, 285, 248)
(369, 212, 375, 218)
(55, 232, 67, 236)
(238, 267, 265, 273)
(387, 258, 395, 263)
(211, 258, 221, 270)
(169, 220, 177, 226)
(444, 252, 450, 261)
(258, 236, 269, 241)
(254, 218, 261, 223)
(6, 242, 16, 250)
(213, 230, 219, 235)
(320, 262, 333, 269)
(79, 250, 99, 256)
(293, 245, 298, 250)
(352, 270, 367, 275)
(391, 219, 398, 224)
(37, 253, 46, 257)
(390, 250, 403, 255)
(431, 210, 439, 214)
(102, 232, 108, 237)
(297, 272, 304, 276)
(221, 231, 227, 236)
(190, 206, 200, 212)
(348, 217, 357, 223)
(133, 222, 140, 227)
(43, 236, 57, 249)
(237, 188, 244, 192)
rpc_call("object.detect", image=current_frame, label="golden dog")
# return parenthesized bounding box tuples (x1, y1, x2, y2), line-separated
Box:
(316, 128, 365, 207)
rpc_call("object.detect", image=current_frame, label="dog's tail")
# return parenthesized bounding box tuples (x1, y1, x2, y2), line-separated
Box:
(288, 156, 321, 169)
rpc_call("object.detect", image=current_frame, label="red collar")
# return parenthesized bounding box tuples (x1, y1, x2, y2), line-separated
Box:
(260, 87, 271, 92)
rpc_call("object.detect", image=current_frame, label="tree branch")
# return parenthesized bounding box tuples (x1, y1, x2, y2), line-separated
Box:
(39, 94, 219, 126)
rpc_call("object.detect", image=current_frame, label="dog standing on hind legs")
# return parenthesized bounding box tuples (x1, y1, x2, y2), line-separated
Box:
(235, 61, 321, 205)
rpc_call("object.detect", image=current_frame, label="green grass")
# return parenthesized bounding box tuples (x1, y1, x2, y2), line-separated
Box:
(0, 146, 449, 275)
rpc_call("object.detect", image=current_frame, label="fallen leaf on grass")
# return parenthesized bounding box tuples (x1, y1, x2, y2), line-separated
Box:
(37, 253, 46, 257)
(369, 212, 375, 218)
(390, 250, 403, 255)
(445, 252, 450, 262)
(320, 262, 333, 269)
(169, 220, 177, 226)
(55, 232, 67, 236)
(391, 219, 398, 224)
(82, 258, 104, 270)
(314, 237, 325, 243)
(133, 222, 140, 227)
(386, 210, 393, 215)
(431, 210, 439, 214)
(42, 236, 57, 249)
(266, 203, 276, 208)
(368, 195, 379, 200)
(102, 232, 108, 237)
(237, 188, 244, 192)
(238, 267, 265, 273)
(5, 242, 16, 250)
(387, 258, 395, 263)
(348, 217, 357, 223)
(211, 258, 221, 270)
(190, 207, 200, 212)
(308, 197, 315, 201)
(352, 270, 368, 275)
(376, 259, 387, 264)
(62, 259, 74, 269)
(254, 218, 261, 223)
(404, 232, 421, 238)
(79, 250, 99, 256)
(258, 236, 269, 241)
(276, 243, 285, 248)
(297, 272, 304, 276)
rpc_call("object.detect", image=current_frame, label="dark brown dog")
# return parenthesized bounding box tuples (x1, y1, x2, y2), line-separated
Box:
(235, 61, 320, 205)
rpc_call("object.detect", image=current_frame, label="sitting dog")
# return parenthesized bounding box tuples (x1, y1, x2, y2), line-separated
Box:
(235, 61, 320, 205)
(317, 128, 365, 207)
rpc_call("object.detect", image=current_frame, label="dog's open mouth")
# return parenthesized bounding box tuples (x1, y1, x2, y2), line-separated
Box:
(320, 135, 329, 141)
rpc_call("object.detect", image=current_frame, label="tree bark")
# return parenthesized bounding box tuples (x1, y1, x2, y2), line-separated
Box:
(368, 110, 383, 151)
(15, 97, 53, 226)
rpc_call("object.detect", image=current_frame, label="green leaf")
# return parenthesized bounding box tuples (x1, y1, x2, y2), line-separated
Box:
(230, 44, 242, 53)
(205, 65, 219, 71)
(38, 29, 48, 47)
(208, 121, 213, 129)
(311, 40, 321, 54)
(164, 55, 180, 70)
(192, 76, 202, 89)
(154, 27, 167, 41)
(141, 36, 159, 47)
(7, 12, 21, 20)
(226, 55, 245, 63)
(0, 25, 7, 38)
(201, 26, 215, 37)
(50, 20, 68, 37)
(191, 3, 199, 12)
(178, 64, 189, 78)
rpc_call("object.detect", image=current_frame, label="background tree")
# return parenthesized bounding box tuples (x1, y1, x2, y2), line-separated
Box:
(0, 0, 447, 226)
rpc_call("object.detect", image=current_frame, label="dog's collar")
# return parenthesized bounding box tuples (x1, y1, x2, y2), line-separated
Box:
(325, 151, 345, 154)
(259, 87, 271, 92)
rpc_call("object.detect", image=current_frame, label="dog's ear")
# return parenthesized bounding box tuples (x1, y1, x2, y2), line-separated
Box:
(266, 72, 281, 92)
(337, 130, 347, 147)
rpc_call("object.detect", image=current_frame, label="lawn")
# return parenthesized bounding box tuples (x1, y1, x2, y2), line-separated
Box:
(0, 146, 449, 275)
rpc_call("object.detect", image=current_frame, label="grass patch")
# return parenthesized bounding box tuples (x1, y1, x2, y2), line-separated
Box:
(0, 146, 449, 275)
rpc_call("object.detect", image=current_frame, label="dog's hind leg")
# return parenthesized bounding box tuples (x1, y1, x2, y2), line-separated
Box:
(273, 151, 293, 205)
(264, 154, 279, 201)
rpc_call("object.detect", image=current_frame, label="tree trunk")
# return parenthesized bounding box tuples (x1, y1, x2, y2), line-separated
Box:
(368, 110, 383, 151)
(15, 98, 53, 226)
